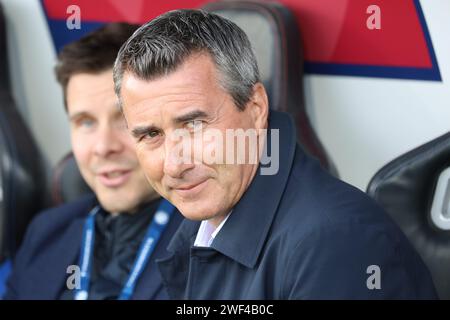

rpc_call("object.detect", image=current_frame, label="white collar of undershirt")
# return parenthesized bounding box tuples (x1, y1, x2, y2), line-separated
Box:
(194, 212, 232, 247)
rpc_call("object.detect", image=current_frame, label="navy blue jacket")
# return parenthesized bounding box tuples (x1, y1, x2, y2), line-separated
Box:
(157, 111, 437, 299)
(4, 194, 183, 300)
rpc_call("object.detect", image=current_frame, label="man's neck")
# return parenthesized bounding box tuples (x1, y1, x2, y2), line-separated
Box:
(208, 211, 232, 229)
(208, 214, 226, 229)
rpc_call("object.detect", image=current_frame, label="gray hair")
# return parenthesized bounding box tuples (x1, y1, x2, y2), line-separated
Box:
(113, 9, 260, 110)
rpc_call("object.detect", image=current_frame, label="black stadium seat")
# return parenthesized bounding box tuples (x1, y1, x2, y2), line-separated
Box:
(0, 3, 45, 271)
(204, 0, 337, 175)
(51, 152, 91, 205)
(367, 132, 450, 299)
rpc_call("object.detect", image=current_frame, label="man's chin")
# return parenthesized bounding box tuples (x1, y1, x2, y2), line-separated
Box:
(99, 203, 134, 213)
(96, 193, 137, 213)
(176, 203, 221, 222)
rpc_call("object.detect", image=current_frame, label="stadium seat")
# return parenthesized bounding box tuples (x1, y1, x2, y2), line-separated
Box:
(51, 152, 91, 206)
(204, 0, 338, 175)
(367, 132, 450, 299)
(0, 3, 45, 280)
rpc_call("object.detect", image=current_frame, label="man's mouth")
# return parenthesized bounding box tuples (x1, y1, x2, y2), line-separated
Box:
(97, 169, 132, 188)
(172, 179, 209, 198)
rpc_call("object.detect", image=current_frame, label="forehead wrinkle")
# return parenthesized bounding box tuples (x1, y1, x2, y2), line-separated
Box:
(129, 90, 208, 123)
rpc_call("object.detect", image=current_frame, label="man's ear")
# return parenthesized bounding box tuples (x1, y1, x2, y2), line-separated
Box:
(248, 82, 269, 130)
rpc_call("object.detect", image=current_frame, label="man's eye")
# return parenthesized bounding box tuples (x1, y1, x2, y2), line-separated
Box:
(186, 120, 203, 131)
(140, 130, 161, 142)
(148, 130, 160, 138)
(78, 118, 95, 128)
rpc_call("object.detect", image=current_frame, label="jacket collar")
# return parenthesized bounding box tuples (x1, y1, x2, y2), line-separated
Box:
(132, 208, 184, 299)
(166, 110, 297, 268)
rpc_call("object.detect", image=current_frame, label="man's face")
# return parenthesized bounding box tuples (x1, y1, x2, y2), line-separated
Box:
(121, 53, 268, 226)
(67, 69, 158, 213)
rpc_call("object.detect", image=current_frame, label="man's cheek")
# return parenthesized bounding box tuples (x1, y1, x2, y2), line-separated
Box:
(141, 163, 163, 189)
(136, 151, 152, 172)
(72, 149, 89, 173)
(149, 181, 166, 199)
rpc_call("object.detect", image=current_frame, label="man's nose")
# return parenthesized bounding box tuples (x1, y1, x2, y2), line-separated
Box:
(163, 136, 195, 178)
(93, 125, 124, 157)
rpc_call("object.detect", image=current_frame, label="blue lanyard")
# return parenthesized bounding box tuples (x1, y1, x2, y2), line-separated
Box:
(74, 199, 175, 300)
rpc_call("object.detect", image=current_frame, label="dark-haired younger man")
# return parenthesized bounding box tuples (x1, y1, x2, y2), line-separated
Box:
(5, 23, 182, 300)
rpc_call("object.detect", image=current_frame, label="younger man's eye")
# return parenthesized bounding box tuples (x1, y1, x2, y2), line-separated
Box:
(80, 118, 95, 128)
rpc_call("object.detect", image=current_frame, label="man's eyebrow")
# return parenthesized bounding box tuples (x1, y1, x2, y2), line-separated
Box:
(173, 110, 209, 124)
(68, 111, 90, 122)
(131, 125, 159, 138)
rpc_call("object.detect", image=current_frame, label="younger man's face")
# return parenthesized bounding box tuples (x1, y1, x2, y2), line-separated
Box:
(67, 69, 158, 213)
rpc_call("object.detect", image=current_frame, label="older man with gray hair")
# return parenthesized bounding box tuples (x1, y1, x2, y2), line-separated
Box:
(113, 9, 437, 299)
